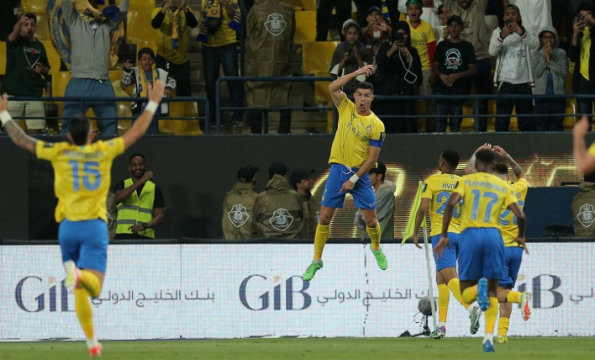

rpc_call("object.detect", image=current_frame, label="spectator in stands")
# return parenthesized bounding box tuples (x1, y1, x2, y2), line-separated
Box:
(198, 0, 244, 128)
(1, 13, 50, 134)
(253, 162, 304, 239)
(572, 171, 595, 237)
(245, 0, 295, 133)
(432, 15, 477, 132)
(489, 4, 538, 131)
(60, 0, 128, 135)
(532, 27, 568, 131)
(373, 21, 423, 133)
(355, 1, 383, 27)
(399, 0, 443, 40)
(354, 163, 395, 239)
(405, 0, 437, 132)
(485, 0, 506, 31)
(330, 20, 373, 95)
(290, 168, 320, 240)
(436, 5, 451, 43)
(114, 153, 165, 240)
(151, 0, 198, 98)
(121, 48, 177, 135)
(362, 6, 393, 57)
(569, 2, 595, 128)
(316, 0, 351, 41)
(0, 0, 17, 41)
(443, 0, 496, 132)
(222, 165, 259, 239)
(506, 0, 552, 36)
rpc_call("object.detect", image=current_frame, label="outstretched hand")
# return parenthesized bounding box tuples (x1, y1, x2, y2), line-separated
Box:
(148, 80, 165, 103)
(356, 65, 375, 77)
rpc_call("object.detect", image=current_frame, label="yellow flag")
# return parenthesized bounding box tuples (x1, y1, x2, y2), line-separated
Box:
(402, 181, 426, 244)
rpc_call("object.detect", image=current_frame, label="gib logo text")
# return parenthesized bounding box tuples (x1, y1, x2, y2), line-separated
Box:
(239, 275, 311, 311)
(15, 276, 70, 312)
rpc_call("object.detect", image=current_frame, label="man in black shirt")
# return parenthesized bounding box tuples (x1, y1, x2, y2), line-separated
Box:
(432, 15, 477, 132)
(113, 153, 165, 239)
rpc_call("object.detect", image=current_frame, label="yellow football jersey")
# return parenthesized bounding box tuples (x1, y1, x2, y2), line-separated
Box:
(499, 178, 529, 246)
(328, 96, 385, 169)
(422, 173, 462, 236)
(36, 137, 125, 223)
(454, 172, 518, 232)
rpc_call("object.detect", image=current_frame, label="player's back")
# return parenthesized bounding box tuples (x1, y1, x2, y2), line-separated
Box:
(423, 173, 462, 236)
(36, 138, 125, 223)
(456, 172, 517, 231)
(328, 96, 385, 168)
(499, 178, 530, 246)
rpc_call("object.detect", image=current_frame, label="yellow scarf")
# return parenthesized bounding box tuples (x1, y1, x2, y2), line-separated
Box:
(166, 8, 182, 50)
(137, 69, 159, 97)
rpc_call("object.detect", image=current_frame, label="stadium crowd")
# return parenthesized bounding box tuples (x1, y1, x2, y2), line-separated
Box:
(0, 0, 593, 134)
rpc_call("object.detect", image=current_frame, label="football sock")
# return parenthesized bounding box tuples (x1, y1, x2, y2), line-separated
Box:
(506, 291, 521, 303)
(75, 288, 95, 340)
(438, 284, 450, 322)
(462, 285, 478, 305)
(485, 297, 499, 334)
(446, 278, 468, 308)
(498, 317, 510, 336)
(314, 224, 330, 260)
(366, 223, 381, 251)
(80, 270, 101, 298)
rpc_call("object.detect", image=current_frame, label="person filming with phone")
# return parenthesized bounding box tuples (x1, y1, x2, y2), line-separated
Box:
(570, 2, 595, 129)
(489, 4, 538, 132)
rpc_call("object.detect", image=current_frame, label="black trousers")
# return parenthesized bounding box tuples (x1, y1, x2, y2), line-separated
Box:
(316, 0, 352, 41)
(155, 55, 192, 97)
(249, 110, 292, 134)
(495, 82, 534, 132)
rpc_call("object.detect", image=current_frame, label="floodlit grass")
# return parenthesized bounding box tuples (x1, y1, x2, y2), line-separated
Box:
(0, 337, 593, 360)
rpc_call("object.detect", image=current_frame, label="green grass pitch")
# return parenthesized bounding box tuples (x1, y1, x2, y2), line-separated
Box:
(0, 337, 592, 360)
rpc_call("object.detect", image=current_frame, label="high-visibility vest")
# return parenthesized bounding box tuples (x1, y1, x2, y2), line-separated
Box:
(116, 179, 156, 238)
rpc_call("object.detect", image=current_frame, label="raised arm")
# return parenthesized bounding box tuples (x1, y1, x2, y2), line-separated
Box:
(493, 145, 525, 179)
(328, 65, 375, 107)
(122, 80, 165, 149)
(573, 116, 595, 174)
(7, 14, 26, 42)
(465, 143, 492, 174)
(0, 95, 38, 155)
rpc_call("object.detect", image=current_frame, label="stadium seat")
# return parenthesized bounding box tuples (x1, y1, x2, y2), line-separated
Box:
(41, 41, 62, 75)
(126, 10, 156, 44)
(295, 11, 318, 44)
(130, 0, 155, 11)
(160, 101, 203, 135)
(21, 0, 46, 13)
(35, 13, 51, 41)
(313, 70, 332, 104)
(0, 42, 6, 76)
(302, 41, 339, 74)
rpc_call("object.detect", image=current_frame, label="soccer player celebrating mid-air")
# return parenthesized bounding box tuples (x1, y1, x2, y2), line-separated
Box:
(0, 80, 165, 357)
(413, 149, 482, 339)
(573, 115, 595, 173)
(491, 146, 532, 343)
(435, 149, 527, 353)
(303, 64, 387, 281)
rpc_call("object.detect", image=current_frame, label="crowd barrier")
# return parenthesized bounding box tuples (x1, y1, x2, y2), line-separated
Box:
(1, 240, 593, 340)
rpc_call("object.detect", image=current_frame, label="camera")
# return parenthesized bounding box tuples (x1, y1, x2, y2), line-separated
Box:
(577, 12, 585, 24)
(505, 18, 514, 25)
(396, 32, 405, 44)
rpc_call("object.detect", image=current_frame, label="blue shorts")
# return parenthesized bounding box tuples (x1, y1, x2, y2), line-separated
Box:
(59, 219, 109, 273)
(321, 164, 376, 210)
(432, 232, 460, 271)
(499, 246, 523, 289)
(458, 228, 504, 282)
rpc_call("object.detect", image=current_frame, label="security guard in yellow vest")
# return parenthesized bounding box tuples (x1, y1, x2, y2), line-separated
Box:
(114, 153, 165, 239)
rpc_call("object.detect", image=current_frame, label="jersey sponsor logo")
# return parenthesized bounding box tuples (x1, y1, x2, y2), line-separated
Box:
(228, 204, 250, 228)
(445, 48, 462, 70)
(577, 203, 595, 228)
(269, 208, 294, 231)
(264, 13, 287, 37)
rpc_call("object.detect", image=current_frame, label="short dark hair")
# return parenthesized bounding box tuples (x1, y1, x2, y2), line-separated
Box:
(441, 149, 460, 168)
(578, 2, 595, 13)
(22, 13, 37, 24)
(355, 81, 374, 93)
(129, 153, 146, 164)
(69, 114, 91, 146)
(475, 149, 495, 166)
(493, 162, 509, 176)
(138, 47, 155, 61)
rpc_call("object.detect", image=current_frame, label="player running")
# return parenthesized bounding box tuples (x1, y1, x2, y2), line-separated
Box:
(0, 80, 165, 357)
